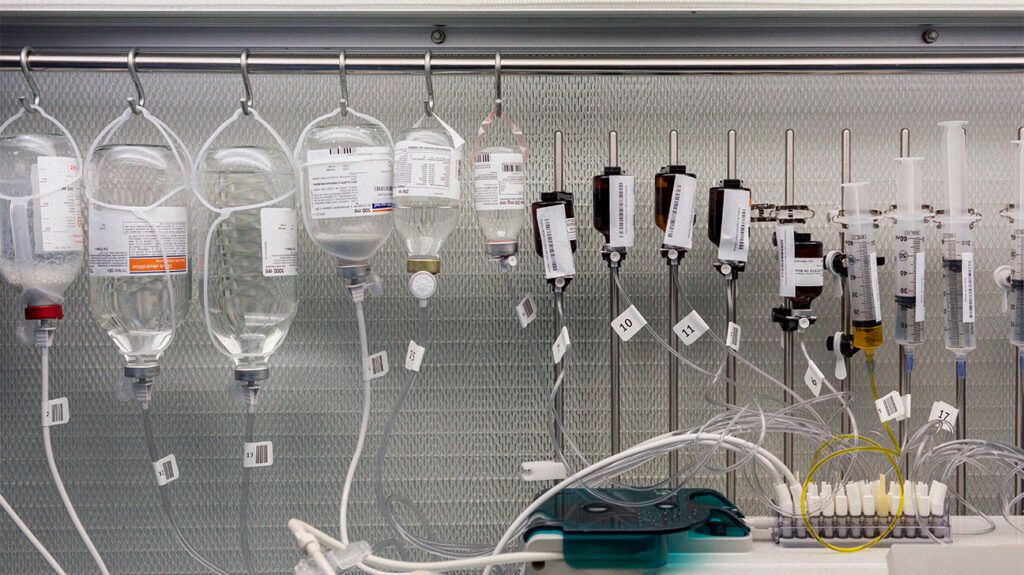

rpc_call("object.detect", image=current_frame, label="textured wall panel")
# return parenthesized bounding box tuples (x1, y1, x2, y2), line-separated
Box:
(0, 71, 1022, 573)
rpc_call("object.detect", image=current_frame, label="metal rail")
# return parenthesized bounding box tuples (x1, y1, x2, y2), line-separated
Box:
(1, 51, 1023, 75)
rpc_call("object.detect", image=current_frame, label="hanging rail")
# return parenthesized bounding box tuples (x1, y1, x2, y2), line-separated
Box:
(1, 51, 1022, 75)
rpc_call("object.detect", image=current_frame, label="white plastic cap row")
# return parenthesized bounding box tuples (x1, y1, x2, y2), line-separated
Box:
(775, 478, 948, 518)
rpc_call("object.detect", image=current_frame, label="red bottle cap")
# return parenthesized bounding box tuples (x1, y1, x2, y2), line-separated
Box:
(25, 305, 63, 321)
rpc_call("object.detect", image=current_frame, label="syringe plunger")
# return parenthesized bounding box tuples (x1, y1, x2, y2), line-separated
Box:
(939, 121, 969, 218)
(895, 157, 925, 214)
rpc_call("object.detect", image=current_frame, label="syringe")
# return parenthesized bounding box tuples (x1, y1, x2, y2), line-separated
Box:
(839, 182, 884, 356)
(891, 149, 929, 372)
(1009, 136, 1024, 351)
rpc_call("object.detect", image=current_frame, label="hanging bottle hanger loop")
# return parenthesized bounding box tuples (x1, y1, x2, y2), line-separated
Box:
(126, 48, 146, 115)
(18, 47, 41, 113)
(423, 50, 435, 114)
(239, 49, 254, 116)
(338, 50, 349, 116)
(494, 51, 503, 118)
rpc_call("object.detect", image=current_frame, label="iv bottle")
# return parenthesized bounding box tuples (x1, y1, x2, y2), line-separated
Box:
(0, 132, 83, 314)
(841, 182, 884, 352)
(393, 112, 462, 274)
(197, 146, 299, 378)
(655, 166, 695, 232)
(591, 131, 634, 250)
(473, 145, 525, 258)
(708, 178, 751, 265)
(531, 131, 576, 258)
(87, 145, 191, 367)
(296, 113, 393, 272)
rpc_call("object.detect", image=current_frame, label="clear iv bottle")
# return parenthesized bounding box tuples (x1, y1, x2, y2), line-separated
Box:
(0, 132, 83, 310)
(473, 145, 525, 258)
(87, 145, 191, 367)
(296, 114, 393, 270)
(393, 113, 461, 274)
(197, 146, 299, 377)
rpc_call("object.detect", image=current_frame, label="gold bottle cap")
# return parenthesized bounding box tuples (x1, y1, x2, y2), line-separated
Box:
(407, 257, 441, 274)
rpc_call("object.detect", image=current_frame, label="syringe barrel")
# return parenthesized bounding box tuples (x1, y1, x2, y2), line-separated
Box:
(1014, 139, 1023, 216)
(840, 182, 882, 326)
(842, 181, 871, 224)
(895, 157, 924, 215)
(1012, 282, 1024, 348)
(939, 121, 969, 217)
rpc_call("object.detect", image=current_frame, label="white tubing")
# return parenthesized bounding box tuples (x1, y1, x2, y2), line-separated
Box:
(341, 296, 372, 545)
(0, 492, 67, 575)
(39, 338, 111, 575)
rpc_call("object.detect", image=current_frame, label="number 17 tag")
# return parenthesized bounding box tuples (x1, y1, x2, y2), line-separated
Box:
(928, 400, 959, 432)
(611, 305, 647, 342)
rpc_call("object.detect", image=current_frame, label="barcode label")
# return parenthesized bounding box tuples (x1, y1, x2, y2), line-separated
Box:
(928, 400, 959, 432)
(915, 251, 926, 322)
(243, 441, 274, 468)
(536, 205, 575, 280)
(552, 326, 571, 364)
(718, 189, 751, 263)
(153, 454, 179, 486)
(776, 225, 796, 297)
(362, 351, 389, 380)
(663, 174, 697, 250)
(405, 340, 425, 372)
(962, 251, 975, 323)
(43, 397, 69, 427)
(868, 252, 882, 320)
(804, 362, 826, 398)
(501, 163, 523, 172)
(515, 294, 537, 328)
(607, 175, 635, 249)
(611, 305, 647, 342)
(726, 322, 741, 351)
(875, 390, 907, 423)
(673, 310, 710, 346)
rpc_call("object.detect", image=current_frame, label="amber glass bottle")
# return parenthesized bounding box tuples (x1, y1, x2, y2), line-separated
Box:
(655, 165, 696, 232)
(531, 191, 577, 258)
(707, 178, 750, 249)
(592, 166, 622, 244)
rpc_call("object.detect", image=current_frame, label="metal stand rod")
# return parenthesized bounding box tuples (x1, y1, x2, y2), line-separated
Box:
(610, 262, 622, 455)
(553, 284, 566, 455)
(839, 128, 853, 435)
(668, 259, 680, 483)
(725, 275, 738, 500)
(955, 362, 967, 515)
(899, 127, 911, 472)
(782, 129, 796, 473)
(1016, 347, 1023, 515)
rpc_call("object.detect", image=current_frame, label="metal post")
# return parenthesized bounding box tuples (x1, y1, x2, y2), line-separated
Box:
(955, 359, 967, 515)
(668, 130, 681, 483)
(725, 129, 738, 500)
(782, 129, 796, 473)
(839, 128, 853, 435)
(608, 131, 622, 455)
(553, 282, 566, 455)
(1018, 126, 1024, 515)
(898, 128, 912, 473)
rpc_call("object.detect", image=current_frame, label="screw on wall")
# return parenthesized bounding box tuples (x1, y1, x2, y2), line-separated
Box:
(923, 29, 939, 44)
(431, 27, 447, 44)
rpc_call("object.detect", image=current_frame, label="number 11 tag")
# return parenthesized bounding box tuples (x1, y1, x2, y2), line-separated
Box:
(611, 305, 646, 341)
(673, 310, 709, 346)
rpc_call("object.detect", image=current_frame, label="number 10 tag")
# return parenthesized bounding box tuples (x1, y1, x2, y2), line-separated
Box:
(611, 305, 647, 341)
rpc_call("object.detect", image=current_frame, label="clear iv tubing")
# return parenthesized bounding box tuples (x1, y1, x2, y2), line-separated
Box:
(139, 406, 231, 575)
(240, 409, 257, 575)
(0, 492, 67, 574)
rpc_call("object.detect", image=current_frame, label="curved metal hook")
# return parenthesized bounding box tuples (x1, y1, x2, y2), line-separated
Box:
(18, 47, 40, 113)
(494, 51, 503, 118)
(127, 48, 146, 115)
(338, 50, 349, 116)
(423, 50, 434, 114)
(239, 49, 254, 115)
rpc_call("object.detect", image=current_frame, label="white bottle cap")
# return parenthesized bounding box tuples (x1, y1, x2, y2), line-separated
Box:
(863, 493, 876, 517)
(916, 491, 932, 517)
(821, 483, 835, 517)
(889, 483, 901, 517)
(902, 481, 916, 516)
(790, 485, 803, 512)
(846, 482, 862, 516)
(836, 494, 849, 516)
(775, 483, 794, 514)
(929, 481, 948, 516)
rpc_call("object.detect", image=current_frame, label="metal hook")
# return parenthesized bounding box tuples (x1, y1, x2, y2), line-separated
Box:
(18, 47, 40, 113)
(338, 50, 349, 116)
(127, 48, 145, 115)
(239, 49, 254, 115)
(494, 51, 502, 118)
(423, 50, 434, 114)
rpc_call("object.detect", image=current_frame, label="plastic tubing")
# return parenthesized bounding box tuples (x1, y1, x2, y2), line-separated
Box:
(139, 406, 230, 575)
(0, 492, 67, 574)
(38, 333, 111, 575)
(240, 408, 257, 575)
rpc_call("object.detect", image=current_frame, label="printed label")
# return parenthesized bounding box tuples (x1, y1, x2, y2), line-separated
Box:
(260, 208, 299, 277)
(612, 305, 646, 342)
(1013, 228, 1024, 282)
(718, 189, 750, 263)
(868, 252, 882, 320)
(362, 351, 389, 380)
(804, 363, 825, 398)
(565, 217, 577, 241)
(153, 454, 179, 486)
(962, 251, 975, 323)
(88, 206, 188, 277)
(515, 294, 536, 328)
(405, 340, 425, 372)
(895, 229, 924, 298)
(903, 394, 912, 420)
(43, 397, 69, 427)
(794, 257, 824, 287)
(915, 252, 926, 322)
(393, 141, 458, 200)
(536, 205, 575, 280)
(663, 174, 697, 250)
(726, 322, 741, 351)
(928, 400, 959, 432)
(33, 157, 83, 253)
(673, 310, 709, 346)
(473, 151, 525, 211)
(306, 146, 393, 219)
(607, 175, 635, 249)
(552, 326, 571, 363)
(777, 225, 796, 297)
(876, 390, 907, 423)
(243, 441, 273, 468)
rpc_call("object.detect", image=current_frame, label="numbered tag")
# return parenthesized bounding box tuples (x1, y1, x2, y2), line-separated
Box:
(552, 326, 571, 363)
(928, 401, 959, 432)
(405, 340, 425, 372)
(612, 305, 646, 342)
(804, 362, 826, 398)
(515, 294, 537, 328)
(153, 454, 179, 486)
(43, 397, 69, 427)
(673, 310, 710, 346)
(243, 441, 274, 468)
(520, 461, 568, 482)
(726, 322, 741, 351)
(875, 390, 907, 423)
(362, 351, 389, 380)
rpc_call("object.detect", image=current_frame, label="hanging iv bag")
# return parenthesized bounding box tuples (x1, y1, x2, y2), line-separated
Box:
(472, 110, 528, 259)
(295, 108, 394, 272)
(0, 108, 84, 328)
